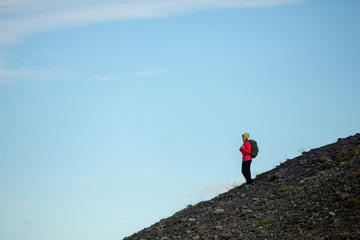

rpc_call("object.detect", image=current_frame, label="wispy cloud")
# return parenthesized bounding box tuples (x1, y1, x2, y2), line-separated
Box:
(0, 62, 169, 84)
(73, 179, 87, 184)
(136, 69, 168, 77)
(0, 65, 53, 84)
(180, 179, 244, 197)
(0, 0, 305, 45)
(23, 220, 38, 226)
(72, 178, 98, 184)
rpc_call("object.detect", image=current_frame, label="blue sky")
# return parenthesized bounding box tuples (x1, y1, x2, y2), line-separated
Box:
(1, 0, 360, 239)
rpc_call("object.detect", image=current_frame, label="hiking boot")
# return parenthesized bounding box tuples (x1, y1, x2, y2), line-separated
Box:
(244, 182, 255, 188)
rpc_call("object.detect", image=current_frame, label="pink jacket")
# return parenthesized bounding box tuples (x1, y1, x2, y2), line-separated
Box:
(240, 140, 252, 161)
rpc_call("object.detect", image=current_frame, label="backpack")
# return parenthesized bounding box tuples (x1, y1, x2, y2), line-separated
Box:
(249, 139, 259, 158)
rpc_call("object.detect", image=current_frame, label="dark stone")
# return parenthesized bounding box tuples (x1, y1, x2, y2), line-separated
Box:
(124, 133, 360, 240)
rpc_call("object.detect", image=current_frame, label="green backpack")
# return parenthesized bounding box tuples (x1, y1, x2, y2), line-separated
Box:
(249, 139, 259, 158)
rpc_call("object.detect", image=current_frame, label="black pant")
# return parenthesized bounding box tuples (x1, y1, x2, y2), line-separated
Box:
(242, 160, 253, 185)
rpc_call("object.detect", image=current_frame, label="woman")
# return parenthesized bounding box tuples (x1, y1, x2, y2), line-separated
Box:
(239, 133, 254, 187)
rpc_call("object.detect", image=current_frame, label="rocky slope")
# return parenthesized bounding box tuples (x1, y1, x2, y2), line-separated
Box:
(124, 134, 360, 240)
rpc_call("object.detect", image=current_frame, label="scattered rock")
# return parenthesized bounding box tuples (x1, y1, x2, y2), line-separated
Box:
(274, 172, 283, 178)
(124, 134, 360, 240)
(215, 225, 223, 230)
(240, 209, 248, 216)
(214, 209, 225, 214)
(341, 193, 350, 200)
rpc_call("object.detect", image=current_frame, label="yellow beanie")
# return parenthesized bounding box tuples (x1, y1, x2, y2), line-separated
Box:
(243, 133, 250, 139)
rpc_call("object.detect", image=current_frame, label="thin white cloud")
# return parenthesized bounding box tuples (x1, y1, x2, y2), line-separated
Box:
(73, 179, 86, 184)
(72, 178, 99, 184)
(180, 179, 244, 197)
(0, 65, 53, 84)
(136, 69, 168, 77)
(0, 0, 305, 45)
(0, 62, 169, 84)
(23, 220, 38, 226)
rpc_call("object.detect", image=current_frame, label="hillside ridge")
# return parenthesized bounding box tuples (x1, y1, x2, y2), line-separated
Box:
(125, 134, 360, 240)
